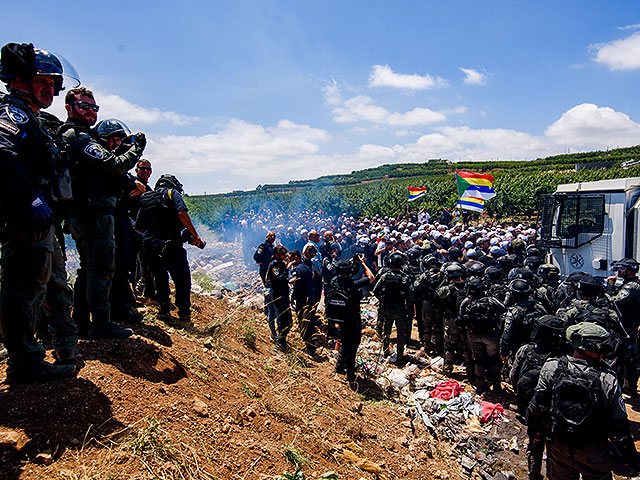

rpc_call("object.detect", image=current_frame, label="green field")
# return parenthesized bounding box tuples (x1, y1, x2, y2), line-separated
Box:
(185, 146, 640, 228)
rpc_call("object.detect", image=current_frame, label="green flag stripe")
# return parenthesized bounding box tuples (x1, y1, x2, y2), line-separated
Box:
(457, 177, 471, 197)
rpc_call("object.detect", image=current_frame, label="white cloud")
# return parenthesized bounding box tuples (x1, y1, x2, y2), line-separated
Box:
(617, 23, 640, 30)
(368, 65, 448, 90)
(323, 79, 342, 106)
(460, 68, 487, 85)
(145, 118, 330, 180)
(593, 32, 640, 70)
(332, 95, 446, 126)
(545, 103, 640, 148)
(44, 87, 198, 127)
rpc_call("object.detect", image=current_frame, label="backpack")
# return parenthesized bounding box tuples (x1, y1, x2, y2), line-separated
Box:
(136, 188, 182, 240)
(325, 277, 352, 322)
(379, 271, 408, 306)
(465, 297, 500, 334)
(514, 345, 550, 413)
(550, 356, 605, 444)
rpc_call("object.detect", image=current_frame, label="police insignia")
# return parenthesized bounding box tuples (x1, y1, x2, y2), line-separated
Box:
(273, 267, 280, 275)
(257, 247, 263, 254)
(84, 143, 105, 159)
(6, 106, 28, 124)
(0, 120, 19, 135)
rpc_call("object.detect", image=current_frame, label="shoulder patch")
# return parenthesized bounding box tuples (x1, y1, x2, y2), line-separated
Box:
(84, 143, 106, 159)
(6, 106, 28, 125)
(273, 267, 280, 276)
(0, 120, 19, 135)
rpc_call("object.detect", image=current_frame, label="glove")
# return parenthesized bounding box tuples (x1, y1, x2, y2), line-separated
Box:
(133, 132, 146, 150)
(30, 195, 52, 221)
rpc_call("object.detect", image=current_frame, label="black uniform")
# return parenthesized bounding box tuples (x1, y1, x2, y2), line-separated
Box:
(254, 241, 274, 284)
(265, 258, 292, 350)
(135, 187, 192, 320)
(0, 93, 78, 377)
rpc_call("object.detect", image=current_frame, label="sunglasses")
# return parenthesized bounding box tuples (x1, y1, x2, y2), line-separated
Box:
(137, 167, 152, 171)
(71, 101, 100, 112)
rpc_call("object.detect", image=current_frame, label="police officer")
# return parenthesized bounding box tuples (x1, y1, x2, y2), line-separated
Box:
(61, 87, 146, 339)
(500, 279, 547, 362)
(0, 42, 80, 383)
(414, 255, 444, 354)
(528, 322, 640, 480)
(254, 231, 275, 285)
(608, 258, 640, 397)
(329, 256, 374, 383)
(535, 263, 561, 313)
(135, 174, 205, 324)
(458, 278, 506, 394)
(373, 252, 413, 364)
(436, 263, 468, 374)
(265, 245, 292, 351)
(95, 118, 143, 325)
(510, 315, 566, 480)
(404, 247, 424, 347)
(290, 245, 319, 355)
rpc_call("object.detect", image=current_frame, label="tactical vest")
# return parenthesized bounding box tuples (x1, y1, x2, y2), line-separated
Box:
(136, 188, 183, 240)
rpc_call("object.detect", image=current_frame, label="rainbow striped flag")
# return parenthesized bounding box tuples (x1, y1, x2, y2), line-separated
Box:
(458, 196, 485, 212)
(455, 171, 496, 200)
(407, 186, 426, 202)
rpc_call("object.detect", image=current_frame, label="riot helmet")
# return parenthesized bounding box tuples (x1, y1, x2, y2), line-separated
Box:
(467, 277, 487, 296)
(484, 266, 503, 283)
(611, 257, 639, 278)
(422, 255, 441, 270)
(389, 252, 406, 268)
(445, 263, 465, 280)
(335, 259, 357, 276)
(406, 247, 421, 262)
(537, 263, 560, 282)
(508, 279, 532, 296)
(532, 315, 566, 345)
(95, 118, 131, 140)
(0, 43, 79, 103)
(467, 262, 485, 278)
(577, 276, 604, 298)
(524, 256, 544, 273)
(155, 174, 184, 193)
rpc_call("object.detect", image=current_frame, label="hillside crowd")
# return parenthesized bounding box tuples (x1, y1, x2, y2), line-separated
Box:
(2, 40, 640, 480)
(242, 207, 640, 479)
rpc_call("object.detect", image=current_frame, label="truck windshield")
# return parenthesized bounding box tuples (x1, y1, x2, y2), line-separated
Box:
(538, 193, 605, 248)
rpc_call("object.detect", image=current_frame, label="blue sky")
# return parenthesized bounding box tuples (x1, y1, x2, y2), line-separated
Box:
(4, 1, 640, 193)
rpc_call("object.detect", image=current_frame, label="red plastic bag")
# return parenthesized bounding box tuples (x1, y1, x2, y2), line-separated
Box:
(429, 380, 463, 400)
(480, 401, 504, 423)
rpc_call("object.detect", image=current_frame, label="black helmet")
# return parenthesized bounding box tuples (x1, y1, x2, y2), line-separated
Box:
(509, 279, 532, 295)
(566, 271, 589, 286)
(532, 315, 566, 344)
(511, 238, 526, 253)
(497, 255, 514, 273)
(467, 262, 485, 277)
(611, 257, 639, 274)
(335, 259, 357, 276)
(467, 277, 487, 294)
(508, 267, 535, 283)
(389, 252, 406, 268)
(406, 247, 421, 261)
(537, 263, 560, 281)
(577, 276, 604, 297)
(155, 174, 184, 193)
(95, 118, 131, 140)
(421, 255, 441, 269)
(0, 43, 79, 96)
(485, 266, 503, 282)
(445, 263, 465, 280)
(524, 256, 544, 273)
(526, 245, 542, 257)
(448, 247, 462, 262)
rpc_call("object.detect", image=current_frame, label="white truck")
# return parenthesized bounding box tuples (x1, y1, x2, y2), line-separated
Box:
(537, 177, 640, 277)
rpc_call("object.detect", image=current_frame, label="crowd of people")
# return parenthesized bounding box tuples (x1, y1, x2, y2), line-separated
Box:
(2, 40, 640, 479)
(0, 42, 205, 385)
(245, 208, 640, 479)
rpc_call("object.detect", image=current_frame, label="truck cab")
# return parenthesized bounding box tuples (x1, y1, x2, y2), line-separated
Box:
(537, 177, 640, 277)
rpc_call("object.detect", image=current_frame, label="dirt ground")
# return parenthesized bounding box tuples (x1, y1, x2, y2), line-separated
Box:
(0, 241, 639, 479)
